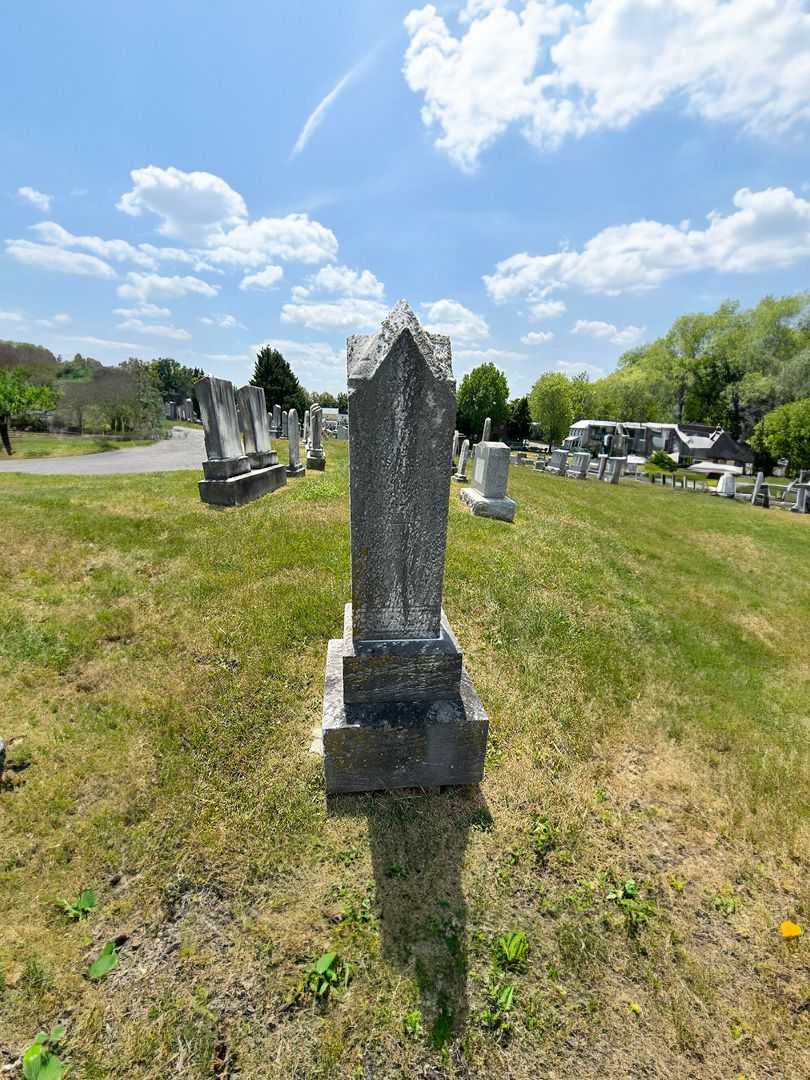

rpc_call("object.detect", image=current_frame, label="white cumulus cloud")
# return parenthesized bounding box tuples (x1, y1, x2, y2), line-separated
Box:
(113, 304, 171, 319)
(5, 239, 116, 278)
(484, 186, 810, 297)
(117, 272, 219, 302)
(116, 317, 192, 340)
(17, 186, 53, 212)
(421, 298, 489, 341)
(521, 330, 554, 344)
(571, 320, 644, 346)
(210, 215, 338, 267)
(299, 264, 385, 299)
(529, 299, 566, 319)
(0, 310, 24, 322)
(403, 0, 810, 170)
(239, 266, 284, 291)
(117, 165, 248, 243)
(281, 297, 388, 331)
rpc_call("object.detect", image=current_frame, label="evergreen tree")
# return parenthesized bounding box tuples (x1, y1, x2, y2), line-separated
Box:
(251, 346, 308, 416)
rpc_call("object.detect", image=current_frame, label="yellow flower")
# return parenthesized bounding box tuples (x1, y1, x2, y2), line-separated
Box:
(779, 920, 802, 938)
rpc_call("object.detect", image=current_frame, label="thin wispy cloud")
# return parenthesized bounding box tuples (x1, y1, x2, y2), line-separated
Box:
(290, 60, 363, 158)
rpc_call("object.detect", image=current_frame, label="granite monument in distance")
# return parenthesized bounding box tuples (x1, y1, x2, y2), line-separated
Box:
(321, 300, 488, 793)
(307, 403, 327, 471)
(459, 441, 517, 522)
(196, 376, 287, 507)
(286, 407, 306, 477)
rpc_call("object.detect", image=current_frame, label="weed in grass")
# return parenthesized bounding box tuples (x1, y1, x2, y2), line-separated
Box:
(606, 879, 657, 933)
(480, 979, 515, 1035)
(88, 941, 118, 980)
(531, 815, 557, 860)
(22, 1024, 68, 1080)
(335, 846, 359, 866)
(712, 886, 738, 916)
(300, 951, 350, 1001)
(384, 862, 408, 880)
(403, 1009, 424, 1039)
(58, 888, 96, 921)
(494, 930, 529, 971)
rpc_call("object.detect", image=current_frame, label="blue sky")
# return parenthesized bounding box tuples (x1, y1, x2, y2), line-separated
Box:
(1, 0, 809, 396)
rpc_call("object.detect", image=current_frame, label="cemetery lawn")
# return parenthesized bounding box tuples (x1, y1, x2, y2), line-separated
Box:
(1, 444, 809, 1080)
(6, 431, 156, 458)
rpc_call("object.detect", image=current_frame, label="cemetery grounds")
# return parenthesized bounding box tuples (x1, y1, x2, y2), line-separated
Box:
(1, 441, 808, 1079)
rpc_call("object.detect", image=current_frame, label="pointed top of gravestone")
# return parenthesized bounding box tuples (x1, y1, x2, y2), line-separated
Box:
(347, 300, 452, 383)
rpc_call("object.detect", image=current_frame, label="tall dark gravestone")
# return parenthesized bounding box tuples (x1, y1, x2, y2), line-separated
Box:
(321, 301, 488, 793)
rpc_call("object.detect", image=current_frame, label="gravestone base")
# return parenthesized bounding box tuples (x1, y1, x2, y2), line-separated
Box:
(322, 638, 488, 794)
(286, 463, 306, 478)
(452, 471, 467, 482)
(339, 605, 462, 704)
(202, 456, 251, 481)
(459, 486, 517, 522)
(247, 449, 278, 469)
(306, 451, 326, 471)
(198, 463, 287, 507)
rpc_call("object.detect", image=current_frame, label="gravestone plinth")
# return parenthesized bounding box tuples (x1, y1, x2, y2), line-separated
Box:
(460, 441, 516, 522)
(322, 301, 488, 793)
(197, 376, 286, 507)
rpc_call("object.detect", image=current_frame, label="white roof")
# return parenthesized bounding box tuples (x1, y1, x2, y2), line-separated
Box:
(687, 461, 743, 476)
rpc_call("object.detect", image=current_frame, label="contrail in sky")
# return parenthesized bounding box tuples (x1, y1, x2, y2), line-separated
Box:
(290, 59, 366, 158)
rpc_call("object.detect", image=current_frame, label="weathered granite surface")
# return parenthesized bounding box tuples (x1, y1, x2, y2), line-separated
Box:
(198, 463, 287, 507)
(715, 472, 736, 497)
(322, 639, 488, 793)
(281, 410, 288, 439)
(339, 604, 462, 704)
(196, 376, 250, 481)
(347, 301, 454, 641)
(286, 407, 305, 477)
(307, 402, 326, 470)
(322, 300, 487, 793)
(545, 448, 569, 476)
(459, 486, 516, 522)
(567, 450, 590, 479)
(459, 441, 516, 522)
(751, 471, 770, 508)
(481, 417, 491, 443)
(453, 438, 470, 482)
(236, 384, 278, 469)
(271, 403, 282, 438)
(605, 456, 626, 485)
(596, 454, 608, 480)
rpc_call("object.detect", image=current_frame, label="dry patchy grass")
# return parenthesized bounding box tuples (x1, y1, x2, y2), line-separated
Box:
(0, 447, 808, 1079)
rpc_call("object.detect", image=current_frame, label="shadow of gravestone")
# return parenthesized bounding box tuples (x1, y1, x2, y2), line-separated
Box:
(329, 785, 491, 1048)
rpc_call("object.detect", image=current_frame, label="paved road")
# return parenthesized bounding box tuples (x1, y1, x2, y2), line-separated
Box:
(0, 427, 206, 475)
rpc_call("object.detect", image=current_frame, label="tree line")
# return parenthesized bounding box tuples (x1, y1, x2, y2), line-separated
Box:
(455, 292, 810, 469)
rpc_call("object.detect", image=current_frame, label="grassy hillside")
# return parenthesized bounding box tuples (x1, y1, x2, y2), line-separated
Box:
(1, 443, 808, 1079)
(6, 431, 156, 459)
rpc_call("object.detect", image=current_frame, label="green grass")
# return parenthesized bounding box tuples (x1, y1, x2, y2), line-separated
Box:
(6, 431, 156, 459)
(1, 445, 808, 1079)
